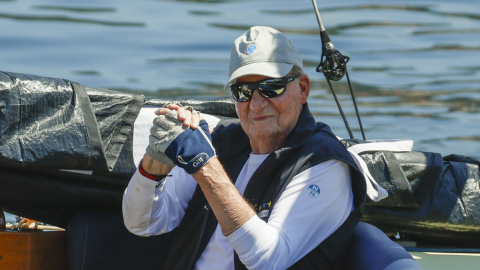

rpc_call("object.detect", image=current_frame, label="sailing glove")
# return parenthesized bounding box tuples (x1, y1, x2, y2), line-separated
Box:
(147, 110, 216, 174)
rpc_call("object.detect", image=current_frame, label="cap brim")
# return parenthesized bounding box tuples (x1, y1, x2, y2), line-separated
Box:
(225, 62, 294, 89)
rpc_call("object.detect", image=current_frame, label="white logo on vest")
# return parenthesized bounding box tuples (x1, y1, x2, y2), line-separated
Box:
(307, 184, 321, 198)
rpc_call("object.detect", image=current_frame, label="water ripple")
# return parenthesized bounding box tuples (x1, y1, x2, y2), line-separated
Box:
(263, 4, 480, 21)
(33, 6, 116, 13)
(0, 12, 144, 27)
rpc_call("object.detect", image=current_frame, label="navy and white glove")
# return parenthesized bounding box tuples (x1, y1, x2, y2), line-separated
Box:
(165, 119, 216, 174)
(147, 110, 216, 174)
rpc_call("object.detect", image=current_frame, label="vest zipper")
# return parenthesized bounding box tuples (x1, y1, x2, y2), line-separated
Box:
(187, 204, 210, 270)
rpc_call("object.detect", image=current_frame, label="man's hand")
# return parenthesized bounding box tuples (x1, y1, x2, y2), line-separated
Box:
(164, 118, 216, 174)
(143, 104, 192, 174)
(146, 110, 187, 168)
(160, 103, 202, 129)
(145, 103, 216, 174)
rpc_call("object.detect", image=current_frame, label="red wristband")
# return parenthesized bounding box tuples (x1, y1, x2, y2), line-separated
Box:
(139, 159, 169, 182)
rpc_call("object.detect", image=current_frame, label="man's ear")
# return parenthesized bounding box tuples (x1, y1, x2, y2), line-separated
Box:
(298, 74, 310, 104)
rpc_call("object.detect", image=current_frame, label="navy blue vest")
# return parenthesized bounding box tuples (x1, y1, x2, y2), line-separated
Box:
(163, 104, 366, 270)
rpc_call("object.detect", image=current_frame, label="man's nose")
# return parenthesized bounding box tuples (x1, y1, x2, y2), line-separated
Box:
(249, 89, 268, 111)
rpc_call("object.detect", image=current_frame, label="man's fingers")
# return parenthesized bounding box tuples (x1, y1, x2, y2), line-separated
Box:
(191, 111, 201, 129)
(155, 103, 202, 129)
(165, 103, 182, 110)
(181, 108, 192, 127)
(155, 107, 171, 116)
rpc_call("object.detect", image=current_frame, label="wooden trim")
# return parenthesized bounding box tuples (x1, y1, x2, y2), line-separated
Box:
(0, 231, 67, 270)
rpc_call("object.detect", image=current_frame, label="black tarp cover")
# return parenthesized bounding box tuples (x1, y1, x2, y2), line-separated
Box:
(366, 151, 479, 245)
(0, 71, 236, 176)
(0, 71, 144, 175)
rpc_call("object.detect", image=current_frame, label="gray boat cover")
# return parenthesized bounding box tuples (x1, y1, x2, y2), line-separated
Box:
(0, 71, 479, 245)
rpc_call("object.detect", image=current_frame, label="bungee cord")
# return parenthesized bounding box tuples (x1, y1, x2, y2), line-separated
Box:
(311, 0, 366, 140)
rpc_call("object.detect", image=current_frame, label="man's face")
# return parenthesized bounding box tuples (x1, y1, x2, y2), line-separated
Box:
(234, 74, 310, 153)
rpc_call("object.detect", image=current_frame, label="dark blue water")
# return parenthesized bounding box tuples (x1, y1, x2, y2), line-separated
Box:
(1, 0, 479, 156)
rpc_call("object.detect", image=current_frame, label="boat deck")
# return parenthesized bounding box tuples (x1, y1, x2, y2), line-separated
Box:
(410, 251, 480, 270)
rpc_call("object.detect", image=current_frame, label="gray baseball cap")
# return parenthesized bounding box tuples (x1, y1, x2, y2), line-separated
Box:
(226, 26, 303, 87)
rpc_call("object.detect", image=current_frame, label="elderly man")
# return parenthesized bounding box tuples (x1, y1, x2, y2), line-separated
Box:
(123, 26, 366, 269)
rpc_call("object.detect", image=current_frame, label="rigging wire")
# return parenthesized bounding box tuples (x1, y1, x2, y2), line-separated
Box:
(310, 0, 366, 140)
(346, 71, 366, 140)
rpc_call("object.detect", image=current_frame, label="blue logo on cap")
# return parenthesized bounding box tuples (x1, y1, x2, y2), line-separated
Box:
(307, 184, 321, 198)
(246, 44, 257, 55)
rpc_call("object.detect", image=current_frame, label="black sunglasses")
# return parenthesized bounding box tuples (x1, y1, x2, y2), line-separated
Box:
(229, 75, 299, 102)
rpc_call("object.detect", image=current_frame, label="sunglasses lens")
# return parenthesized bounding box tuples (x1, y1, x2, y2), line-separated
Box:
(258, 82, 285, 98)
(230, 75, 296, 102)
(230, 84, 253, 102)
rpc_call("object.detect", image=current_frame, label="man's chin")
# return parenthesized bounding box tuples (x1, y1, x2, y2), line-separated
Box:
(249, 130, 277, 141)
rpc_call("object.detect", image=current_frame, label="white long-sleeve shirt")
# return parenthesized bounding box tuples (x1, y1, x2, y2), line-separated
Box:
(122, 155, 353, 270)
